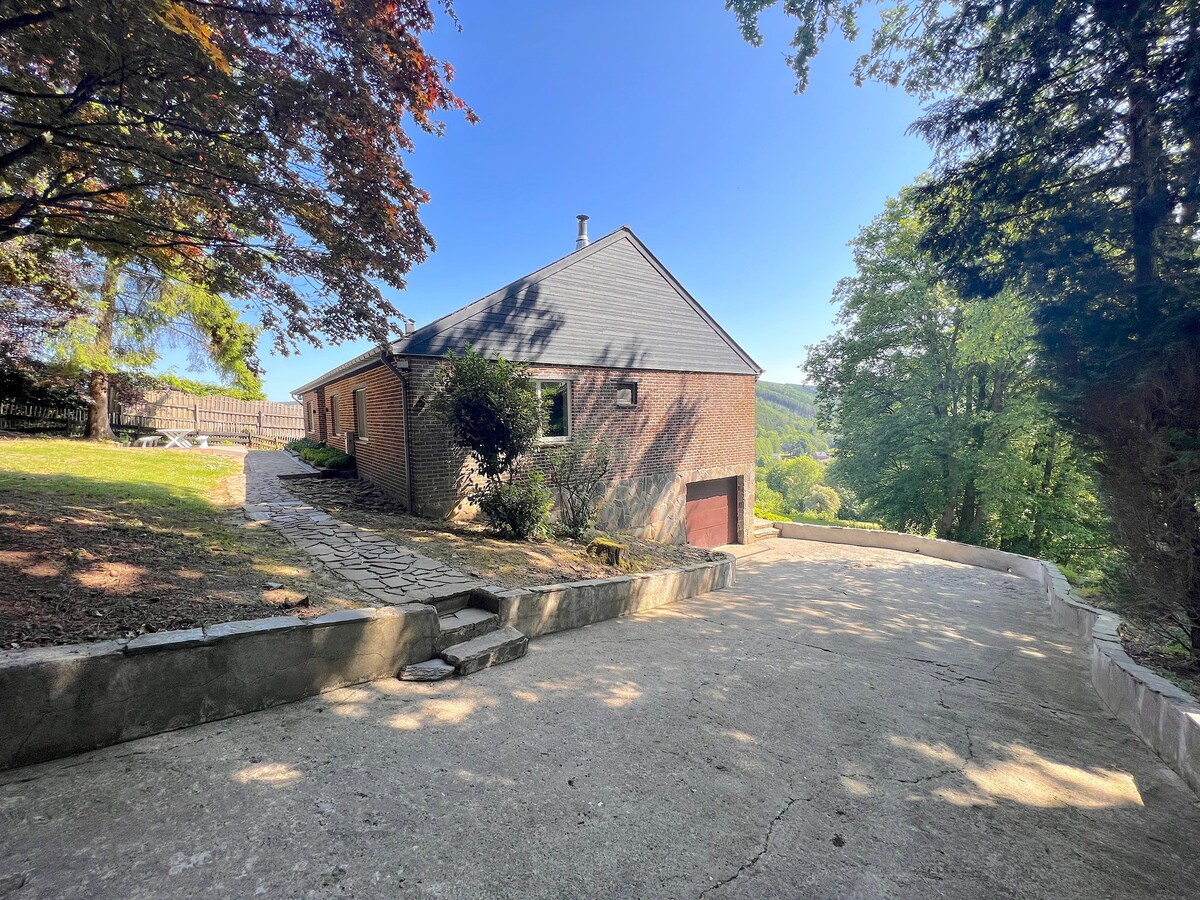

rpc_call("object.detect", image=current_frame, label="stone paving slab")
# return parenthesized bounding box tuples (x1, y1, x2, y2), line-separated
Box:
(242, 451, 478, 604)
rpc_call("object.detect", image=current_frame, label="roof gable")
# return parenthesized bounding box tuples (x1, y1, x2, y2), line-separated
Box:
(393, 227, 760, 376)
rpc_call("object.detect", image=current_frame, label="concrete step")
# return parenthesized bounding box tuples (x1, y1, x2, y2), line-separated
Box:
(439, 626, 529, 676)
(398, 659, 456, 682)
(424, 589, 473, 616)
(435, 607, 500, 653)
(753, 521, 781, 539)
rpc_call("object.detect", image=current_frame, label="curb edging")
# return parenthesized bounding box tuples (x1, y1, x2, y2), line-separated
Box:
(476, 555, 736, 639)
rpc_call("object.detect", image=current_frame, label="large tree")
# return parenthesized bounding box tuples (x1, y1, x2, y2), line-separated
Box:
(46, 255, 263, 440)
(0, 0, 473, 351)
(732, 0, 1200, 654)
(807, 191, 1107, 560)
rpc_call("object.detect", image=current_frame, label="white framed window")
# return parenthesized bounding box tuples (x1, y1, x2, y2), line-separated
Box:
(536, 379, 571, 442)
(353, 388, 368, 439)
(330, 394, 340, 436)
(307, 400, 317, 433)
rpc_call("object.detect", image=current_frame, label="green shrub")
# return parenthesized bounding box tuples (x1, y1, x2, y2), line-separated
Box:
(791, 513, 883, 530)
(433, 346, 551, 538)
(298, 445, 353, 470)
(544, 438, 611, 540)
(285, 437, 324, 453)
(476, 470, 553, 540)
(432, 347, 542, 481)
(754, 484, 790, 519)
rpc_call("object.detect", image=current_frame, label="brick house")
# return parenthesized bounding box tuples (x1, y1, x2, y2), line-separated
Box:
(293, 221, 762, 547)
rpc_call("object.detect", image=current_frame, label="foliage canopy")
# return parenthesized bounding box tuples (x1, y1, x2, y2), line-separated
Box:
(806, 191, 1109, 563)
(733, 0, 1200, 654)
(0, 0, 473, 351)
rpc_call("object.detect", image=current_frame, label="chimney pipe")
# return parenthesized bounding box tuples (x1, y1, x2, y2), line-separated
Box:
(404, 319, 415, 336)
(575, 214, 589, 250)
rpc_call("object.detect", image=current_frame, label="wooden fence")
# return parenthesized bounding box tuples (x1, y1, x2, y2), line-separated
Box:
(0, 390, 304, 448)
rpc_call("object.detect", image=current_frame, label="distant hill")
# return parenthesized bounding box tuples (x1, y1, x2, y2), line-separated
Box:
(755, 381, 829, 464)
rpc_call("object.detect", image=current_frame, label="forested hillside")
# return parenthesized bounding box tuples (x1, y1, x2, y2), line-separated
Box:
(754, 381, 829, 465)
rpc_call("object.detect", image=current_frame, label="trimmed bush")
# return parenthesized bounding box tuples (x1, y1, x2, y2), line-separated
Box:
(477, 470, 553, 540)
(298, 444, 353, 470)
(791, 513, 883, 530)
(285, 437, 324, 453)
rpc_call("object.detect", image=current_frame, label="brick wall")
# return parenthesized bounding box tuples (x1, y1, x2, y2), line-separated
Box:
(403, 359, 757, 542)
(303, 358, 757, 543)
(301, 361, 409, 502)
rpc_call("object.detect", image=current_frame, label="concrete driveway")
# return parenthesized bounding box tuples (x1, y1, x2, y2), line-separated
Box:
(2, 539, 1198, 899)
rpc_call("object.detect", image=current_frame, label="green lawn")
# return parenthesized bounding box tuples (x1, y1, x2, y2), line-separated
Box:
(1, 436, 241, 517)
(0, 436, 241, 494)
(0, 438, 362, 647)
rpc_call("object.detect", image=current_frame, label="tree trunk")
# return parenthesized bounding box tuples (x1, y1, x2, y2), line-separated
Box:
(937, 499, 957, 540)
(1030, 429, 1057, 557)
(1124, 23, 1170, 319)
(959, 479, 977, 540)
(84, 259, 121, 442)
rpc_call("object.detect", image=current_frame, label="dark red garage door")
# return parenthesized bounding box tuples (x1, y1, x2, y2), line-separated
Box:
(685, 477, 737, 548)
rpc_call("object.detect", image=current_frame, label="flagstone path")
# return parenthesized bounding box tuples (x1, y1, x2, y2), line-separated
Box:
(242, 451, 478, 604)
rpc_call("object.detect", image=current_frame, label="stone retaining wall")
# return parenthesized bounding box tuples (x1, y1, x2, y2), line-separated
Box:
(775, 521, 1046, 579)
(775, 521, 1200, 795)
(479, 556, 735, 639)
(0, 605, 438, 771)
(0, 555, 736, 772)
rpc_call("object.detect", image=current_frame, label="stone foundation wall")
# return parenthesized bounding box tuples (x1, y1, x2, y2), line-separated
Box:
(597, 464, 752, 544)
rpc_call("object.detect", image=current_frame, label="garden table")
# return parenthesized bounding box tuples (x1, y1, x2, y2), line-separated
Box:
(156, 428, 194, 449)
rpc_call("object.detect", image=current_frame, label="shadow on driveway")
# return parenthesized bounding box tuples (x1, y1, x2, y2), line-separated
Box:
(1, 539, 1198, 899)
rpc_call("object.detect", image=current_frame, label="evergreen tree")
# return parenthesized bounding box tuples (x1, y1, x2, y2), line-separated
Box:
(46, 256, 262, 439)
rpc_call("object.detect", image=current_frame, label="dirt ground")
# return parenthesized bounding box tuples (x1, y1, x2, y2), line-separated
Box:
(1121, 621, 1200, 699)
(284, 475, 723, 589)
(0, 444, 367, 649)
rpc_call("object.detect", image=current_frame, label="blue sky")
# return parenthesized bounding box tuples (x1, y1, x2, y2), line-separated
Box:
(168, 2, 932, 400)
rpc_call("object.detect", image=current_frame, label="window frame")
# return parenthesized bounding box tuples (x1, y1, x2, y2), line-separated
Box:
(536, 379, 571, 444)
(614, 380, 638, 408)
(329, 393, 340, 436)
(307, 399, 317, 434)
(353, 387, 368, 440)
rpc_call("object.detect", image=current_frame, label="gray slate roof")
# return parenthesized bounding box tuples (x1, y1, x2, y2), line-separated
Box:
(293, 226, 760, 395)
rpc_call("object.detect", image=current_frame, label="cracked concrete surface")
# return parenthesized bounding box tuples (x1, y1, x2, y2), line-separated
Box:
(2, 538, 1199, 898)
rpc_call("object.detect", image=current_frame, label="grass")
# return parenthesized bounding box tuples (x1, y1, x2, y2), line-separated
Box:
(0, 436, 243, 504)
(0, 437, 364, 647)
